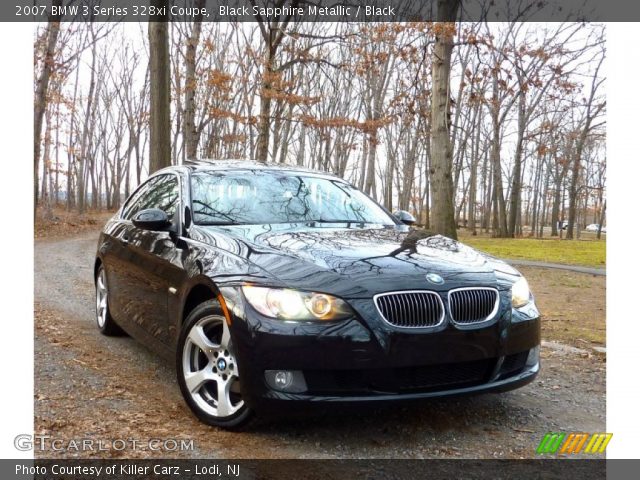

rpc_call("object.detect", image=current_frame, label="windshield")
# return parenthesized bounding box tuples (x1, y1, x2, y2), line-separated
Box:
(190, 170, 395, 226)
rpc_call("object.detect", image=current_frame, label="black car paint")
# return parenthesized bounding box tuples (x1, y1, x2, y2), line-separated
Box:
(96, 163, 540, 411)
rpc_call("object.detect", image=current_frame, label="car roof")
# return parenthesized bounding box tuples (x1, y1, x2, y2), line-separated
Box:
(160, 159, 341, 179)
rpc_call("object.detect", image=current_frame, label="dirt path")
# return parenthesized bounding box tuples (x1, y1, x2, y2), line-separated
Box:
(504, 259, 605, 276)
(34, 232, 606, 459)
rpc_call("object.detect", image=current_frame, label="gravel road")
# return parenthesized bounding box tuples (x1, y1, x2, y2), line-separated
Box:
(34, 232, 606, 459)
(504, 259, 605, 276)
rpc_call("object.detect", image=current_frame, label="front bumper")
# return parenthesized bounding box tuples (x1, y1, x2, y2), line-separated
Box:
(220, 287, 541, 411)
(254, 361, 539, 412)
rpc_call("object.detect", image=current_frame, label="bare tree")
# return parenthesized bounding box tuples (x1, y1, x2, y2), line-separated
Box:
(34, 0, 62, 215)
(429, 0, 460, 238)
(566, 46, 605, 239)
(39, 20, 606, 237)
(182, 0, 206, 159)
(149, 0, 171, 173)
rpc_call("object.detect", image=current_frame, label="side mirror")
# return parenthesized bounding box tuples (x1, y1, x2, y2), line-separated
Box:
(132, 208, 172, 231)
(393, 210, 416, 226)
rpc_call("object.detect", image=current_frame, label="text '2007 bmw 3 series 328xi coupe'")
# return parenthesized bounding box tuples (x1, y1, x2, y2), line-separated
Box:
(94, 160, 540, 428)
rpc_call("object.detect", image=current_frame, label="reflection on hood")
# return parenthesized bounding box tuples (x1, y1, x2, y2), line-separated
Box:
(193, 223, 519, 296)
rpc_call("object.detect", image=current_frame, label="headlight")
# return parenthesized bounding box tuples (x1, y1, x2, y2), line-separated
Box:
(511, 277, 532, 308)
(241, 286, 353, 321)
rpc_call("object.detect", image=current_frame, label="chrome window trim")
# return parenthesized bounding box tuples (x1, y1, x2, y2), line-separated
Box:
(373, 290, 446, 330)
(447, 287, 500, 326)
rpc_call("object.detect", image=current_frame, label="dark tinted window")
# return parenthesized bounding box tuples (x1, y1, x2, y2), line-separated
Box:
(122, 175, 180, 220)
(122, 177, 157, 220)
(190, 170, 394, 226)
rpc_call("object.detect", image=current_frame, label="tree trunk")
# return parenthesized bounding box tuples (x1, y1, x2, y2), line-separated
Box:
(507, 92, 526, 237)
(566, 137, 586, 240)
(597, 200, 606, 240)
(482, 145, 491, 232)
(467, 147, 478, 235)
(364, 133, 377, 196)
(77, 34, 98, 215)
(149, 3, 171, 173)
(566, 54, 604, 239)
(54, 100, 60, 206)
(467, 103, 481, 235)
(428, 0, 460, 239)
(559, 183, 566, 239)
(550, 152, 569, 237)
(424, 137, 431, 229)
(41, 104, 53, 218)
(183, 0, 205, 160)
(296, 125, 306, 166)
(530, 153, 543, 236)
(538, 163, 550, 238)
(550, 175, 561, 237)
(256, 47, 275, 162)
(384, 150, 396, 210)
(490, 74, 508, 237)
(278, 107, 293, 164)
(358, 135, 368, 190)
(34, 4, 61, 217)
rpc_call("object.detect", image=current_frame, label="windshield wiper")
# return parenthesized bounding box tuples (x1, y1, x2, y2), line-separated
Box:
(308, 219, 367, 224)
(196, 221, 243, 226)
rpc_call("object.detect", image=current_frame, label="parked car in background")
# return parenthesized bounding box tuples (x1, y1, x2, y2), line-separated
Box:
(586, 224, 606, 233)
(94, 160, 541, 428)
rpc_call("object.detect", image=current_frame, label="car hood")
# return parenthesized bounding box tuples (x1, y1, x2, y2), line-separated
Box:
(193, 223, 519, 298)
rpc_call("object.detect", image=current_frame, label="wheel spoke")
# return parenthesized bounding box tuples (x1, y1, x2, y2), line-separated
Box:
(188, 325, 216, 354)
(220, 320, 231, 348)
(216, 377, 232, 417)
(96, 270, 108, 327)
(185, 366, 216, 393)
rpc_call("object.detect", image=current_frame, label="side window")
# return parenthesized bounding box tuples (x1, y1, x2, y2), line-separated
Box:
(137, 175, 180, 218)
(121, 177, 157, 220)
(122, 175, 180, 221)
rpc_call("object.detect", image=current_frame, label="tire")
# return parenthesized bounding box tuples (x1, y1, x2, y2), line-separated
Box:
(95, 265, 125, 336)
(177, 300, 253, 429)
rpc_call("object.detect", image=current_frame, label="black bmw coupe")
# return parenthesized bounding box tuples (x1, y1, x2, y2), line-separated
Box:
(94, 160, 540, 428)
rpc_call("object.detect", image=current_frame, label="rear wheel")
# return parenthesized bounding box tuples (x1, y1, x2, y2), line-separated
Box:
(95, 265, 125, 336)
(177, 300, 252, 429)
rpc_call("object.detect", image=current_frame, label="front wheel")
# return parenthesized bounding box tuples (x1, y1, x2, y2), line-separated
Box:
(177, 300, 252, 429)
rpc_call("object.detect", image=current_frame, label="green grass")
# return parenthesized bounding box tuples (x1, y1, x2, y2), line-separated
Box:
(457, 232, 606, 268)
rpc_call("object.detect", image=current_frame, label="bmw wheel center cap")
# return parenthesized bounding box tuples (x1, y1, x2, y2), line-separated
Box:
(217, 358, 227, 371)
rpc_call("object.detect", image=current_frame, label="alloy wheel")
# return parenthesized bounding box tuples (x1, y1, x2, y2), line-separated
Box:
(96, 268, 108, 328)
(181, 315, 244, 418)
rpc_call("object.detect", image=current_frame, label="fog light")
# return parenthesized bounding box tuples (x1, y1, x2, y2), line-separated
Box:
(526, 346, 540, 366)
(264, 370, 308, 393)
(275, 371, 292, 388)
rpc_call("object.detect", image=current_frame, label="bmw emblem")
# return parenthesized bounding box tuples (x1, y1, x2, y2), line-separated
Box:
(426, 273, 444, 285)
(217, 358, 227, 371)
